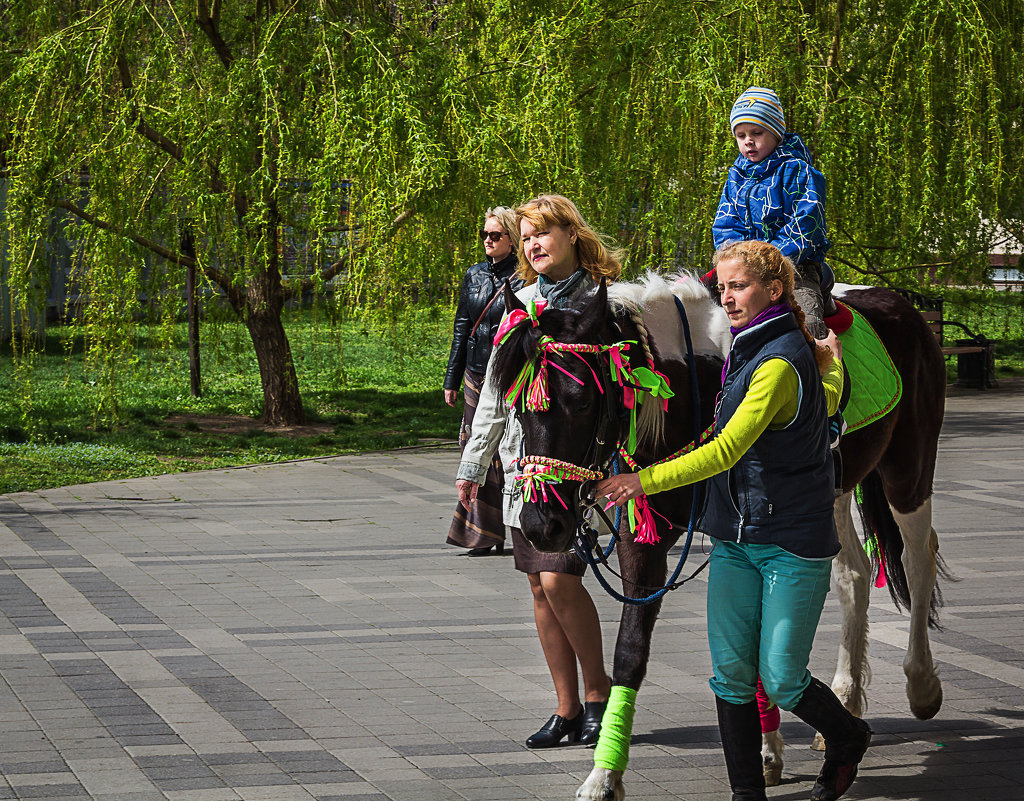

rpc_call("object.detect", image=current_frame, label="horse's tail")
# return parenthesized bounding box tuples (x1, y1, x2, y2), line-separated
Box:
(856, 469, 949, 630)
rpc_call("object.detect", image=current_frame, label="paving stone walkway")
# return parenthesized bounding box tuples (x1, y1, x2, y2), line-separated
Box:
(1, 379, 1023, 801)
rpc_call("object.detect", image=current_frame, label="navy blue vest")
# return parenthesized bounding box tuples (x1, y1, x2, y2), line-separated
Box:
(699, 313, 838, 559)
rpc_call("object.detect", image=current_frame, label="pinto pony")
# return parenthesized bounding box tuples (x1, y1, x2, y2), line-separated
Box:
(492, 274, 947, 801)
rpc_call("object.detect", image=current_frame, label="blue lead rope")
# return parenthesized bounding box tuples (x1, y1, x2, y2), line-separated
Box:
(574, 295, 709, 605)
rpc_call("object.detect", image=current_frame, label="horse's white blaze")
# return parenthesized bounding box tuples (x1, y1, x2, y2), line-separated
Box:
(831, 491, 872, 719)
(576, 767, 625, 801)
(761, 728, 785, 786)
(891, 498, 943, 720)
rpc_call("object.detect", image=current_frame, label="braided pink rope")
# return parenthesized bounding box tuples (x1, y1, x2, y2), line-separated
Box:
(506, 338, 630, 411)
(514, 456, 604, 510)
(518, 455, 603, 481)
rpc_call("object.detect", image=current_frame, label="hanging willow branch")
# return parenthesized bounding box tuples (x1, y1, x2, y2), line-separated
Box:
(0, 0, 1018, 426)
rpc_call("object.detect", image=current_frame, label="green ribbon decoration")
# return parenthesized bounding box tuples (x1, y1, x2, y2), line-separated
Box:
(630, 366, 675, 403)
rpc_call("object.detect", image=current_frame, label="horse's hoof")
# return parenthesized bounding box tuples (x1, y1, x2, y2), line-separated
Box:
(910, 685, 942, 720)
(576, 767, 624, 801)
(763, 756, 783, 786)
(811, 732, 826, 751)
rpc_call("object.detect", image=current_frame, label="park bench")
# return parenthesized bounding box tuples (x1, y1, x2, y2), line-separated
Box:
(894, 288, 997, 389)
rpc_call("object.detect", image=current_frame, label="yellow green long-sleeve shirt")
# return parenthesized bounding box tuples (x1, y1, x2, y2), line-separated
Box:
(639, 356, 843, 495)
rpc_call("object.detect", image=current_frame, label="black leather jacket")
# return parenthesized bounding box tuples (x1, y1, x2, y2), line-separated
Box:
(443, 252, 523, 391)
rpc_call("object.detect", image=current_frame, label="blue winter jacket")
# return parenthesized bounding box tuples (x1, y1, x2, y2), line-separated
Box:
(713, 134, 832, 284)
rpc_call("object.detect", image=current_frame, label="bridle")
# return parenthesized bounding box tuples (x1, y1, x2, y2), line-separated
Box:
(506, 296, 712, 605)
(512, 335, 628, 514)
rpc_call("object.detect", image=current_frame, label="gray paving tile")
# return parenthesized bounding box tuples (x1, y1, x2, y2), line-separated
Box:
(0, 385, 1023, 799)
(11, 787, 90, 798)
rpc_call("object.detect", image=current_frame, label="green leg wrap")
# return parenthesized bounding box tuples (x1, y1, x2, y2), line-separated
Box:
(592, 685, 637, 771)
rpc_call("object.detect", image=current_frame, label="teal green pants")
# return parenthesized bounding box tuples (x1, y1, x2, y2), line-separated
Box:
(707, 539, 833, 710)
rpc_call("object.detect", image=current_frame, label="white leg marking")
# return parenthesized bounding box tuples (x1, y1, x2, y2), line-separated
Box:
(577, 767, 625, 801)
(762, 729, 785, 786)
(891, 497, 943, 720)
(831, 491, 872, 719)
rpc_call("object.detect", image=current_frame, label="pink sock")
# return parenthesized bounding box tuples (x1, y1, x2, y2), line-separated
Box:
(756, 677, 780, 733)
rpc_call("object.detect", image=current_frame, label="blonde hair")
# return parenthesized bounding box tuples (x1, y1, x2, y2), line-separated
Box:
(713, 240, 833, 374)
(485, 206, 521, 252)
(514, 194, 623, 285)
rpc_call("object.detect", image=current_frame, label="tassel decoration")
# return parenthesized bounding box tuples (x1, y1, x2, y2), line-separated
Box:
(630, 494, 670, 545)
(526, 358, 551, 412)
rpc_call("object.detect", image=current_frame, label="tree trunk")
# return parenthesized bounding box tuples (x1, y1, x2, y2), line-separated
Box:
(181, 227, 202, 398)
(244, 270, 306, 426)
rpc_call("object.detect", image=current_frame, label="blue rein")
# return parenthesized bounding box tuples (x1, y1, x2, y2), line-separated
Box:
(574, 296, 709, 605)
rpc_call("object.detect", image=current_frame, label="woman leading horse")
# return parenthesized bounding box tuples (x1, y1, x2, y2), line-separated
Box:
(597, 240, 871, 801)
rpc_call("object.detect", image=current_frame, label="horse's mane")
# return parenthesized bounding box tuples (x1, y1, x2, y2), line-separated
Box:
(492, 271, 730, 452)
(607, 271, 730, 448)
(607, 270, 730, 361)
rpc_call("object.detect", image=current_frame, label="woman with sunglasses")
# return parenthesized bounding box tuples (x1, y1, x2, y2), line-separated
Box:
(444, 207, 524, 556)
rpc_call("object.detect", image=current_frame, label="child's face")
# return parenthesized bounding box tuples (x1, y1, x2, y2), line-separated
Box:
(733, 123, 780, 163)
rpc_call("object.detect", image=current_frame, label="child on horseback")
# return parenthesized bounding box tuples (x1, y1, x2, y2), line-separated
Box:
(712, 86, 835, 339)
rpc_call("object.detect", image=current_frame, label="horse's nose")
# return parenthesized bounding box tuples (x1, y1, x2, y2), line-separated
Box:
(520, 505, 575, 553)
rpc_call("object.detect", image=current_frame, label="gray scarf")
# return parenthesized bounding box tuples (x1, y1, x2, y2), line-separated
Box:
(537, 268, 588, 309)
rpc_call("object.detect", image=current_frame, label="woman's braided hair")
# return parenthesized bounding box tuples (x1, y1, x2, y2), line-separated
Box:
(713, 240, 833, 374)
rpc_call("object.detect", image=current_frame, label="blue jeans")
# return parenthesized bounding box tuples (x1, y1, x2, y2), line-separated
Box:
(707, 539, 833, 710)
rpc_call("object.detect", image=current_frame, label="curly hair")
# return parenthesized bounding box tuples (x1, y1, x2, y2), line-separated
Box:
(514, 194, 623, 285)
(714, 240, 833, 374)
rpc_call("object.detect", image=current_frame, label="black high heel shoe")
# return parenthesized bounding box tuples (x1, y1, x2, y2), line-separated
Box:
(467, 542, 504, 556)
(579, 701, 606, 746)
(525, 709, 583, 748)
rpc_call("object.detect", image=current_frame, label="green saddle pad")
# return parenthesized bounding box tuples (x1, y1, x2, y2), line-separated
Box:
(837, 304, 902, 433)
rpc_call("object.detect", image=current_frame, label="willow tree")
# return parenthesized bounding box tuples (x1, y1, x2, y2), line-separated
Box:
(1, 1, 457, 425)
(2, 0, 1018, 428)
(453, 0, 1019, 285)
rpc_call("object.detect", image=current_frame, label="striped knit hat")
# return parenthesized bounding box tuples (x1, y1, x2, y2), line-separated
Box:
(729, 87, 786, 141)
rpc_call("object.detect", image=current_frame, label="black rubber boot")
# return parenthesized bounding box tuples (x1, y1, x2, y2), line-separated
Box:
(791, 677, 872, 801)
(715, 696, 768, 801)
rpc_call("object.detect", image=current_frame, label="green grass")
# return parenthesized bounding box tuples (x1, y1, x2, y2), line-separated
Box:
(3, 288, 1022, 494)
(0, 305, 463, 493)
(942, 287, 1024, 377)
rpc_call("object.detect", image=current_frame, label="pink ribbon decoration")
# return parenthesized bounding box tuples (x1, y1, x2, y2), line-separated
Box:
(605, 493, 672, 545)
(874, 542, 888, 588)
(607, 342, 632, 385)
(493, 299, 548, 346)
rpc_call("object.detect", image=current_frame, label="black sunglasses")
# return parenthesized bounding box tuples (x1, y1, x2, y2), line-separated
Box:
(479, 230, 506, 242)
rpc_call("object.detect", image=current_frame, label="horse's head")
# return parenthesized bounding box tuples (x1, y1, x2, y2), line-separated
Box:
(493, 281, 644, 552)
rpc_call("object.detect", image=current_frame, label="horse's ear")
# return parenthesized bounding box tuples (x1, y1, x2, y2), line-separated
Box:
(579, 279, 609, 333)
(504, 280, 525, 314)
